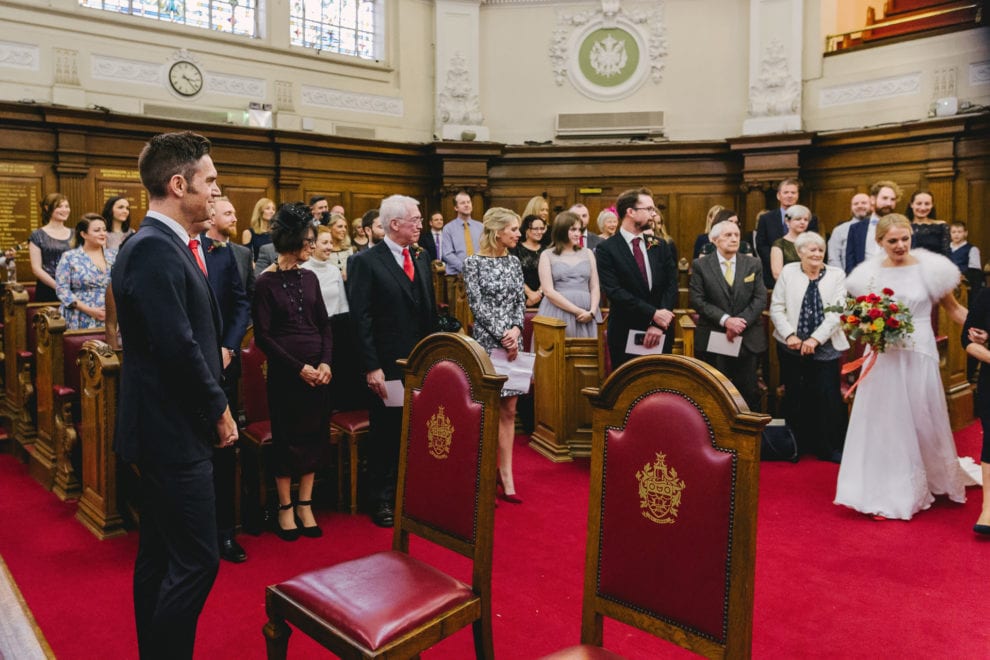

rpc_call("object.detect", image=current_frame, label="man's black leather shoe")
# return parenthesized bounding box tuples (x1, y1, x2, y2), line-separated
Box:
(219, 535, 247, 563)
(372, 503, 394, 528)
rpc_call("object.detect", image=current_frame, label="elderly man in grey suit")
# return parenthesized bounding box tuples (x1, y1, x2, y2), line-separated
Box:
(689, 220, 768, 410)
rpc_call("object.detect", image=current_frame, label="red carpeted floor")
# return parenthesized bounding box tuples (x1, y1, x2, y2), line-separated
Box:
(1, 427, 987, 659)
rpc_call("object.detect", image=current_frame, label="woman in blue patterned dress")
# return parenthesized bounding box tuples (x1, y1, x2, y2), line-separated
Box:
(55, 214, 116, 330)
(463, 207, 526, 503)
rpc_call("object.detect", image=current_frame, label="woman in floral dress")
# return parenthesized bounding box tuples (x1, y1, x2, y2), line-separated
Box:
(463, 207, 526, 503)
(55, 214, 115, 330)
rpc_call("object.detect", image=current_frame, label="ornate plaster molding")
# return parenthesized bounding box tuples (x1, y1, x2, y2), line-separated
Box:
(206, 72, 265, 99)
(54, 48, 80, 86)
(819, 72, 921, 108)
(275, 80, 295, 112)
(0, 40, 40, 70)
(970, 60, 990, 87)
(438, 51, 483, 126)
(91, 55, 160, 86)
(549, 0, 666, 101)
(748, 40, 800, 117)
(301, 85, 403, 117)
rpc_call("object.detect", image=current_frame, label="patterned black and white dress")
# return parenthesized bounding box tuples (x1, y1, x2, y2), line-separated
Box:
(463, 253, 526, 397)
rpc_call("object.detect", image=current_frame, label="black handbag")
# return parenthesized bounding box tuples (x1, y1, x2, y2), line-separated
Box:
(761, 419, 798, 462)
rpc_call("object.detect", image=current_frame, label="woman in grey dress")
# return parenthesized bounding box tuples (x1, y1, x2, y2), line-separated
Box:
(536, 211, 601, 338)
(463, 207, 526, 503)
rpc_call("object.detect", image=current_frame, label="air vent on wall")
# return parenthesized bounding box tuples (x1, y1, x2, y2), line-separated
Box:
(143, 103, 238, 125)
(334, 124, 376, 140)
(555, 111, 664, 139)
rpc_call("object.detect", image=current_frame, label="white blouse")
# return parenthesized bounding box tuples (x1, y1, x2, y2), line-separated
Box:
(300, 257, 349, 316)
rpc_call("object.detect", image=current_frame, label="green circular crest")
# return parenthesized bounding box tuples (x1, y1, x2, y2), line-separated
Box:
(577, 28, 639, 87)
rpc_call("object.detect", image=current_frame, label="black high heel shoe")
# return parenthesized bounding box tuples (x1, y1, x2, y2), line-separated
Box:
(275, 503, 300, 541)
(496, 472, 523, 505)
(974, 524, 990, 536)
(294, 500, 323, 538)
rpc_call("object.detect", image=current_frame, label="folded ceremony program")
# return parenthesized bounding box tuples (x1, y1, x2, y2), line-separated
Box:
(624, 329, 665, 356)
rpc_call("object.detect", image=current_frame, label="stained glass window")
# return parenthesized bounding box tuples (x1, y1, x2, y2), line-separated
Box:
(290, 0, 382, 61)
(79, 0, 259, 38)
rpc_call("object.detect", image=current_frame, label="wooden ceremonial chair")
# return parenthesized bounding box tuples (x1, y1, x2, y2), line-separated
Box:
(263, 332, 505, 659)
(329, 409, 369, 515)
(543, 354, 770, 660)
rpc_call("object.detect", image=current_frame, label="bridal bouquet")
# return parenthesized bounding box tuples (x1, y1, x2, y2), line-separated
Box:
(830, 287, 915, 353)
(826, 288, 914, 398)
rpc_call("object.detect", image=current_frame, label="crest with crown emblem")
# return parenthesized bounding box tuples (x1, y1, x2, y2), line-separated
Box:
(636, 452, 685, 525)
(427, 405, 454, 460)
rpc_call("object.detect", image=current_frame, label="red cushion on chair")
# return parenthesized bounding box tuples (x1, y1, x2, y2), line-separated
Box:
(597, 391, 734, 643)
(540, 645, 626, 660)
(242, 420, 271, 446)
(330, 409, 369, 434)
(404, 360, 482, 542)
(276, 550, 476, 651)
(63, 332, 102, 393)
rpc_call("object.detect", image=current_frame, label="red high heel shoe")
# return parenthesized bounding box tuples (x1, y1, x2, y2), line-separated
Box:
(496, 472, 523, 504)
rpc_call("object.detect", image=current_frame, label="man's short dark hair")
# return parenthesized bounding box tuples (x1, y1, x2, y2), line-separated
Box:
(616, 187, 653, 221)
(778, 178, 801, 191)
(309, 195, 327, 207)
(138, 131, 211, 200)
(271, 203, 316, 254)
(361, 208, 380, 230)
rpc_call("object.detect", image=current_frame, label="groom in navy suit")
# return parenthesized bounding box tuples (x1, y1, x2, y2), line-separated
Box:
(596, 187, 679, 369)
(113, 131, 237, 659)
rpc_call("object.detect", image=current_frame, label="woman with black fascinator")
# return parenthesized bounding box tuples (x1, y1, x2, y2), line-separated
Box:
(252, 203, 334, 541)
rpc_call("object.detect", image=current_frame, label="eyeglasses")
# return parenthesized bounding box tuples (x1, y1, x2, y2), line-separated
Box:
(633, 206, 658, 215)
(530, 226, 546, 232)
(303, 237, 316, 247)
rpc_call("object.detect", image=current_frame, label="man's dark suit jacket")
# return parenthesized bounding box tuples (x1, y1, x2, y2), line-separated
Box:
(688, 253, 768, 355)
(584, 231, 603, 250)
(201, 235, 250, 353)
(596, 233, 678, 368)
(113, 216, 227, 465)
(348, 241, 438, 380)
(755, 207, 820, 287)
(419, 230, 440, 262)
(845, 218, 872, 274)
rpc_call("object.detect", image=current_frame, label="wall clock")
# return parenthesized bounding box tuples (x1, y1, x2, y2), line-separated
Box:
(168, 60, 204, 97)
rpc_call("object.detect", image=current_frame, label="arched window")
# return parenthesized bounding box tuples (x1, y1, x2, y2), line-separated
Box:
(290, 0, 383, 61)
(79, 0, 259, 38)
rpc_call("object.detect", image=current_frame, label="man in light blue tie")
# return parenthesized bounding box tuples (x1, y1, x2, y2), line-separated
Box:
(439, 190, 482, 275)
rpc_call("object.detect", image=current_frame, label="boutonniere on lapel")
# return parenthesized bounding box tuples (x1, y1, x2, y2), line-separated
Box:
(642, 234, 661, 251)
(206, 241, 227, 254)
(410, 244, 425, 259)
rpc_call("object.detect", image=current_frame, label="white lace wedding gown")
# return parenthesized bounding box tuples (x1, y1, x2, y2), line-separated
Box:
(834, 250, 980, 520)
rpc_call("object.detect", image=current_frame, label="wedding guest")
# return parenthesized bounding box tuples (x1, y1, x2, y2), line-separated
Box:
(769, 231, 848, 461)
(949, 221, 983, 292)
(770, 204, 810, 281)
(55, 214, 115, 330)
(325, 212, 352, 280)
(351, 217, 369, 252)
(462, 207, 526, 504)
(961, 289, 990, 535)
(536, 211, 600, 338)
(835, 214, 979, 520)
(253, 204, 333, 540)
(698, 209, 754, 258)
(597, 208, 618, 239)
(31, 193, 74, 302)
(512, 214, 547, 307)
(101, 196, 134, 251)
(693, 204, 724, 259)
(523, 196, 551, 247)
(242, 197, 275, 260)
(905, 190, 950, 257)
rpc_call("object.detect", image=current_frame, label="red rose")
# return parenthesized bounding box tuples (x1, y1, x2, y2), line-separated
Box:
(867, 293, 881, 303)
(886, 318, 900, 328)
(888, 303, 899, 312)
(882, 288, 894, 296)
(839, 315, 847, 324)
(856, 295, 867, 303)
(867, 308, 883, 319)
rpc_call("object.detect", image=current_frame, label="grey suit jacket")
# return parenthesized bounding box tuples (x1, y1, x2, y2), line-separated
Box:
(230, 241, 255, 299)
(254, 242, 276, 277)
(689, 252, 768, 355)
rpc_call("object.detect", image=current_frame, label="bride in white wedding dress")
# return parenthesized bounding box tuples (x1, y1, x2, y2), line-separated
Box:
(835, 214, 981, 520)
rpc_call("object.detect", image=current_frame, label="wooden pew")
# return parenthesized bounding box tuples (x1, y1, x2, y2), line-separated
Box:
(431, 260, 447, 308)
(33, 307, 105, 498)
(529, 316, 605, 461)
(73, 339, 125, 539)
(445, 274, 474, 332)
(2, 283, 51, 465)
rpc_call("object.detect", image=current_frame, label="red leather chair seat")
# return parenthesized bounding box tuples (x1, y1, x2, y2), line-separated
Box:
(541, 645, 626, 660)
(276, 550, 476, 651)
(63, 332, 101, 393)
(243, 420, 271, 445)
(330, 409, 369, 434)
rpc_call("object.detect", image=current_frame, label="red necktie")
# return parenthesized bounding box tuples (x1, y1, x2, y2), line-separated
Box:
(188, 239, 207, 276)
(402, 247, 414, 281)
(631, 237, 648, 284)
(579, 233, 585, 248)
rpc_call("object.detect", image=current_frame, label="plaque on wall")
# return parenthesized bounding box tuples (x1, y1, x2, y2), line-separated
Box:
(0, 163, 44, 282)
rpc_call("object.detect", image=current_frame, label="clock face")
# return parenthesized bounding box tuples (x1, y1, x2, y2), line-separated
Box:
(168, 61, 203, 97)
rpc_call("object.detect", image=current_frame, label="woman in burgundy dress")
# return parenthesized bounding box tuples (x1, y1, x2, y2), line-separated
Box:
(253, 203, 333, 541)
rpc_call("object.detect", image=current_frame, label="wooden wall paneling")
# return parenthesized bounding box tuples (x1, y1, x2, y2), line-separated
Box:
(667, 192, 741, 256)
(956, 129, 990, 258)
(802, 185, 860, 237)
(0, 162, 49, 281)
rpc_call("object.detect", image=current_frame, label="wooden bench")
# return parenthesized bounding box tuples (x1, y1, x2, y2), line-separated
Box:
(1, 284, 38, 459)
(73, 339, 126, 539)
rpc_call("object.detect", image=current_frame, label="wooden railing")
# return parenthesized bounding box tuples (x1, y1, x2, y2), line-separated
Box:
(825, 2, 983, 53)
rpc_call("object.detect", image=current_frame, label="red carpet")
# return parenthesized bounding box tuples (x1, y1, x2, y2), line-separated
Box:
(0, 427, 987, 659)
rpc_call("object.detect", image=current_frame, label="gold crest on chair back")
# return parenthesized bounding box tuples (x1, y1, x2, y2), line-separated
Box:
(544, 354, 770, 660)
(263, 332, 505, 659)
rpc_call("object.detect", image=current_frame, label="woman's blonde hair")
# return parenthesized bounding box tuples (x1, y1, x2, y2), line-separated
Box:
(479, 207, 519, 253)
(704, 204, 724, 233)
(328, 212, 351, 249)
(875, 213, 913, 243)
(250, 197, 275, 234)
(522, 196, 548, 219)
